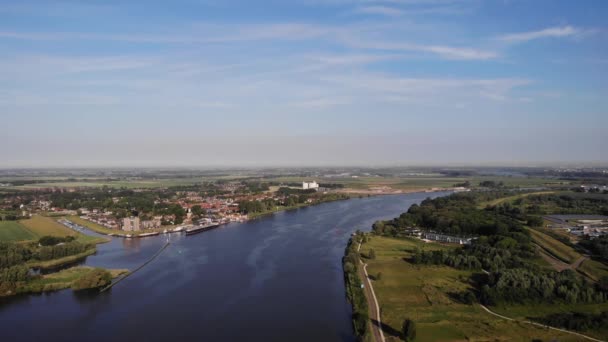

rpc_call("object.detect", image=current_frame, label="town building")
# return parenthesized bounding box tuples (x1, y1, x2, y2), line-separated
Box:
(123, 217, 140, 232)
(302, 181, 319, 190)
(423, 232, 473, 245)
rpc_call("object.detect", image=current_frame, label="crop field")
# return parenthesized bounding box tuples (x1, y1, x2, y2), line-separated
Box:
(528, 228, 581, 264)
(361, 236, 584, 341)
(0, 216, 107, 244)
(0, 221, 37, 241)
(19, 216, 74, 237)
(2, 175, 255, 190)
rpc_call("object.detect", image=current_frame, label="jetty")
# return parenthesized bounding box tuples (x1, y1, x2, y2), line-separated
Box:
(185, 223, 220, 236)
(100, 240, 170, 293)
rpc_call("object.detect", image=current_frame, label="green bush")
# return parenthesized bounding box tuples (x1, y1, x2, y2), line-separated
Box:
(72, 268, 112, 291)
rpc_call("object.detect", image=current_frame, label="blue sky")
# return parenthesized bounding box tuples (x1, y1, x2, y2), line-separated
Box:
(1, 0, 607, 167)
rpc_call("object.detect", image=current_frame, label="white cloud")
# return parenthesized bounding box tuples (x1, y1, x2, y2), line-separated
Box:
(498, 25, 583, 43)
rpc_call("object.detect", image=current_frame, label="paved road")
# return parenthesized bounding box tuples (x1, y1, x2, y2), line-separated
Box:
(357, 241, 386, 342)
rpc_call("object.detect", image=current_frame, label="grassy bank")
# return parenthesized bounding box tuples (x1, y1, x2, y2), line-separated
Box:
(529, 228, 581, 264)
(362, 235, 584, 341)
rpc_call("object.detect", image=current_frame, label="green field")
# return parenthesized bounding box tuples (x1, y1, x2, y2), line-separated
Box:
(3, 176, 251, 190)
(0, 221, 37, 241)
(20, 216, 75, 237)
(0, 216, 107, 244)
(361, 235, 587, 341)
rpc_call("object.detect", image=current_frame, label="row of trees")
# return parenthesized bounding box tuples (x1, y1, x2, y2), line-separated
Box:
(37, 241, 91, 261)
(480, 269, 607, 305)
(535, 311, 608, 332)
(38, 235, 75, 246)
(0, 240, 93, 267)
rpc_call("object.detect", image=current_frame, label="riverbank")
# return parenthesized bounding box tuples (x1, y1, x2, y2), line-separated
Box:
(27, 248, 97, 270)
(1, 266, 128, 297)
(343, 233, 372, 341)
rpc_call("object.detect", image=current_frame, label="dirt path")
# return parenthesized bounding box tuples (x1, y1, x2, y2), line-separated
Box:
(479, 304, 605, 342)
(357, 241, 386, 342)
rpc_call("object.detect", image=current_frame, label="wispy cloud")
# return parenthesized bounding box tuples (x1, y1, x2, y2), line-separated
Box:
(497, 25, 583, 43)
(340, 36, 498, 60)
(0, 21, 498, 61)
(353, 5, 403, 17)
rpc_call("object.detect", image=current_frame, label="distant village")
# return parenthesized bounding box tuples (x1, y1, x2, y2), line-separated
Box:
(0, 181, 334, 233)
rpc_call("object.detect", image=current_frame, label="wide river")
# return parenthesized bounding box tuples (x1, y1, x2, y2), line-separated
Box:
(0, 192, 448, 342)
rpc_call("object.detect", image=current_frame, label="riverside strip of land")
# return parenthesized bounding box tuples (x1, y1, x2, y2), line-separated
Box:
(0, 215, 126, 297)
(348, 189, 608, 341)
(356, 235, 606, 341)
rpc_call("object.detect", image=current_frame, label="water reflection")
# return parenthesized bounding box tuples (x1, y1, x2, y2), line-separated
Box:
(122, 237, 141, 251)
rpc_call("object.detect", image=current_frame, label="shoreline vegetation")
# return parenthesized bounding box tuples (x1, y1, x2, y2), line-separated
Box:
(27, 248, 96, 270)
(0, 216, 127, 297)
(343, 233, 372, 341)
(246, 193, 354, 219)
(350, 190, 608, 341)
(1, 265, 128, 297)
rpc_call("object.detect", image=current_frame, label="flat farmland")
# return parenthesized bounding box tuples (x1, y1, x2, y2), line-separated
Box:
(0, 221, 37, 241)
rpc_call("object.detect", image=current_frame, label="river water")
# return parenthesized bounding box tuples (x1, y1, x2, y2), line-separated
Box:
(0, 192, 448, 342)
